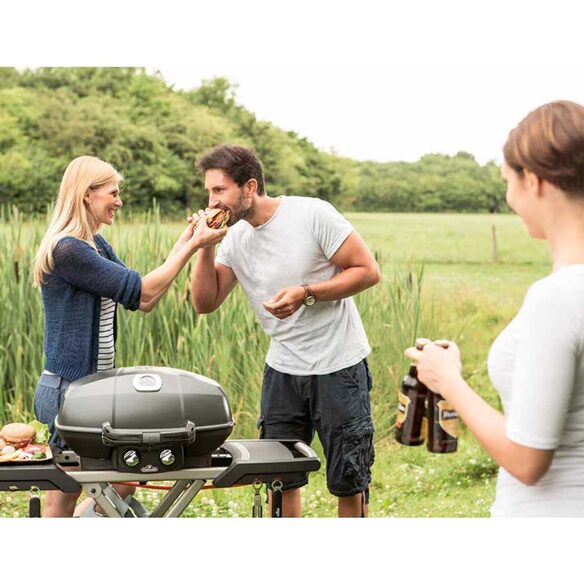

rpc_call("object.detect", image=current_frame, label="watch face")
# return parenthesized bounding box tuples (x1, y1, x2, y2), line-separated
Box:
(305, 296, 316, 306)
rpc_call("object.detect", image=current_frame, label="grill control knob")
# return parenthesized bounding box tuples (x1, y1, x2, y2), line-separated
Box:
(124, 450, 140, 467)
(160, 449, 175, 466)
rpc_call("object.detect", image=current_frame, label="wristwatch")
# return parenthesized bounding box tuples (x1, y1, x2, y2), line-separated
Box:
(301, 284, 316, 306)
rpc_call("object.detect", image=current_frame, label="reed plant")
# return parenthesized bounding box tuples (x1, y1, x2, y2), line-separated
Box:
(4, 207, 533, 517)
(0, 206, 430, 439)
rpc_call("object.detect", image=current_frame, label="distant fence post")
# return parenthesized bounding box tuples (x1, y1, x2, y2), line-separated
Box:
(492, 223, 498, 262)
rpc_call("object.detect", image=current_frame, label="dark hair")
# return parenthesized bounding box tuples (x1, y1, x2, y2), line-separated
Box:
(503, 100, 584, 195)
(197, 144, 266, 195)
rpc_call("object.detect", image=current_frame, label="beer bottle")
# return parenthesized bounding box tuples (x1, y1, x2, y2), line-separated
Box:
(395, 338, 432, 446)
(426, 341, 460, 453)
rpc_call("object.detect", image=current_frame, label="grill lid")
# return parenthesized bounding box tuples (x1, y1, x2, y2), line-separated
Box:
(56, 366, 234, 437)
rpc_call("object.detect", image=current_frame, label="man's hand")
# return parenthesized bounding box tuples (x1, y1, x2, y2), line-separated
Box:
(263, 286, 306, 319)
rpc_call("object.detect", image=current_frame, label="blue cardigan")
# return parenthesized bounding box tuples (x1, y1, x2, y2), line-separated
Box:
(41, 234, 142, 381)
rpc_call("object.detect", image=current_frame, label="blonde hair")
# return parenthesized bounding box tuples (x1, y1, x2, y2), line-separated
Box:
(33, 156, 123, 286)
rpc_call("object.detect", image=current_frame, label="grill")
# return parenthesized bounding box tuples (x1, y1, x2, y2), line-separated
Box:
(55, 366, 234, 473)
(0, 367, 321, 517)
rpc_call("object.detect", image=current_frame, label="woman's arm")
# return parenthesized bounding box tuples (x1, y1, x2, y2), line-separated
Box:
(52, 237, 142, 310)
(139, 214, 226, 308)
(406, 280, 581, 486)
(139, 284, 172, 312)
(137, 222, 201, 312)
(416, 355, 553, 485)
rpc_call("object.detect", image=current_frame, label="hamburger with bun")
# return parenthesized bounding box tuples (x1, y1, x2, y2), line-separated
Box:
(192, 208, 231, 230)
(0, 422, 36, 449)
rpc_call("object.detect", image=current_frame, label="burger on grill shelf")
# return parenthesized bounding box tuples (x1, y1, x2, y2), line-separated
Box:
(0, 423, 36, 449)
(0, 422, 49, 461)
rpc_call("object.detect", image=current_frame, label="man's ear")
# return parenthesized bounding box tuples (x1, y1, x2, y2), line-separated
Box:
(245, 179, 258, 197)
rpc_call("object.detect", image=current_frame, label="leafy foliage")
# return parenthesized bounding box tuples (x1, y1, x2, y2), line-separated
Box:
(0, 68, 507, 214)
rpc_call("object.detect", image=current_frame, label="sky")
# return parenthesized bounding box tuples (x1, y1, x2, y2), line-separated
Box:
(158, 66, 584, 165)
(4, 1, 584, 167)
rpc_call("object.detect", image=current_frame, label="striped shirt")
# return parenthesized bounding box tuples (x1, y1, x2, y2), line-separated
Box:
(97, 297, 116, 371)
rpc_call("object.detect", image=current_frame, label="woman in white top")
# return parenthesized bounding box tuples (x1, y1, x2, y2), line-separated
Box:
(406, 100, 584, 517)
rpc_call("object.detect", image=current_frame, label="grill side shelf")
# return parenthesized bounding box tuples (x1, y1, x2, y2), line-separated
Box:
(212, 439, 321, 488)
(0, 461, 81, 493)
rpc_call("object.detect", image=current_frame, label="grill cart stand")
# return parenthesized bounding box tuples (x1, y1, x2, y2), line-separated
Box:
(0, 439, 320, 518)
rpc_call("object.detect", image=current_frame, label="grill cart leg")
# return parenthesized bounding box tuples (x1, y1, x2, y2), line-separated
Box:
(150, 479, 206, 518)
(161, 480, 206, 518)
(83, 483, 134, 518)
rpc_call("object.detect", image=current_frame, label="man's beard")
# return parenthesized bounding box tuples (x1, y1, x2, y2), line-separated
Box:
(227, 189, 253, 225)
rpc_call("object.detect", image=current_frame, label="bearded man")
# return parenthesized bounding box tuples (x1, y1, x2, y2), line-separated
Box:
(190, 144, 380, 517)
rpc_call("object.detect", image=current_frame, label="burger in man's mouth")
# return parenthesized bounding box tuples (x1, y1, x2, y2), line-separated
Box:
(194, 208, 231, 229)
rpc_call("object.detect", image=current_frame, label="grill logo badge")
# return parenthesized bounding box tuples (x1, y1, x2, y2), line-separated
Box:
(140, 464, 159, 473)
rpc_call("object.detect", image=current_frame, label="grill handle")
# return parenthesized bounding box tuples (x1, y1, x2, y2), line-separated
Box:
(101, 421, 196, 447)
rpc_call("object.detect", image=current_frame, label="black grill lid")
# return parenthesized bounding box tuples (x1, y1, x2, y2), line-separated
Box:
(56, 366, 234, 437)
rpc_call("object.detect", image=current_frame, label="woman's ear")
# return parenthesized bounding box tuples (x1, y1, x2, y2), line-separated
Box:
(524, 169, 544, 197)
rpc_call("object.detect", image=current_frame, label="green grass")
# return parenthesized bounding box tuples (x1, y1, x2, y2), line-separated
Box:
(346, 212, 549, 266)
(0, 210, 551, 517)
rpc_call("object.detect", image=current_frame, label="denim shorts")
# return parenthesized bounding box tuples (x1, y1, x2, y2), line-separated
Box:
(258, 358, 375, 497)
(33, 372, 71, 449)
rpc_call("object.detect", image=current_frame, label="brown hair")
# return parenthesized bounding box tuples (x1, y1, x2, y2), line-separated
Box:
(503, 100, 584, 194)
(197, 144, 266, 195)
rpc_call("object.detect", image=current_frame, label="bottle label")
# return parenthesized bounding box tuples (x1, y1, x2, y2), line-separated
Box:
(438, 400, 460, 438)
(396, 392, 410, 428)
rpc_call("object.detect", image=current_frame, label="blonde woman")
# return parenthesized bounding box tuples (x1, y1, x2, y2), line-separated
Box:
(406, 101, 584, 516)
(33, 155, 226, 517)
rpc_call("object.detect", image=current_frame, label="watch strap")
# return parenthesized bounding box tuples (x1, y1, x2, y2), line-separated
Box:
(301, 284, 316, 305)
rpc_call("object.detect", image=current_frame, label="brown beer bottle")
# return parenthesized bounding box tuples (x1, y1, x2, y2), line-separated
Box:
(426, 341, 460, 453)
(395, 338, 432, 446)
(427, 392, 459, 453)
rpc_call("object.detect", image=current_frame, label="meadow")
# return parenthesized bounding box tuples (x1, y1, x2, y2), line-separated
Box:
(0, 209, 550, 517)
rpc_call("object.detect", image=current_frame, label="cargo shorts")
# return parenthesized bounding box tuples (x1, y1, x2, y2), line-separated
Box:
(257, 358, 375, 498)
(33, 372, 71, 449)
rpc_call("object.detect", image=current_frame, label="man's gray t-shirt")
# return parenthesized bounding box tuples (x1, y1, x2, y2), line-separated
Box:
(215, 196, 371, 375)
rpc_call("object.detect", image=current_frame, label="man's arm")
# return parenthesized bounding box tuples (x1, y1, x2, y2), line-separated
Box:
(310, 230, 381, 299)
(263, 231, 381, 319)
(191, 246, 238, 313)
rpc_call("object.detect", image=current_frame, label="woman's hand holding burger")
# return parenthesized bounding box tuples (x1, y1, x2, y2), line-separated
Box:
(404, 339, 463, 400)
(190, 210, 228, 250)
(183, 208, 231, 251)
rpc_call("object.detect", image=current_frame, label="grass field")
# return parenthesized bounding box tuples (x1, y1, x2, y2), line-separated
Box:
(0, 210, 551, 518)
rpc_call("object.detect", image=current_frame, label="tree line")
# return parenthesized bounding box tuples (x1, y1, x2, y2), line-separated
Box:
(0, 67, 507, 214)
